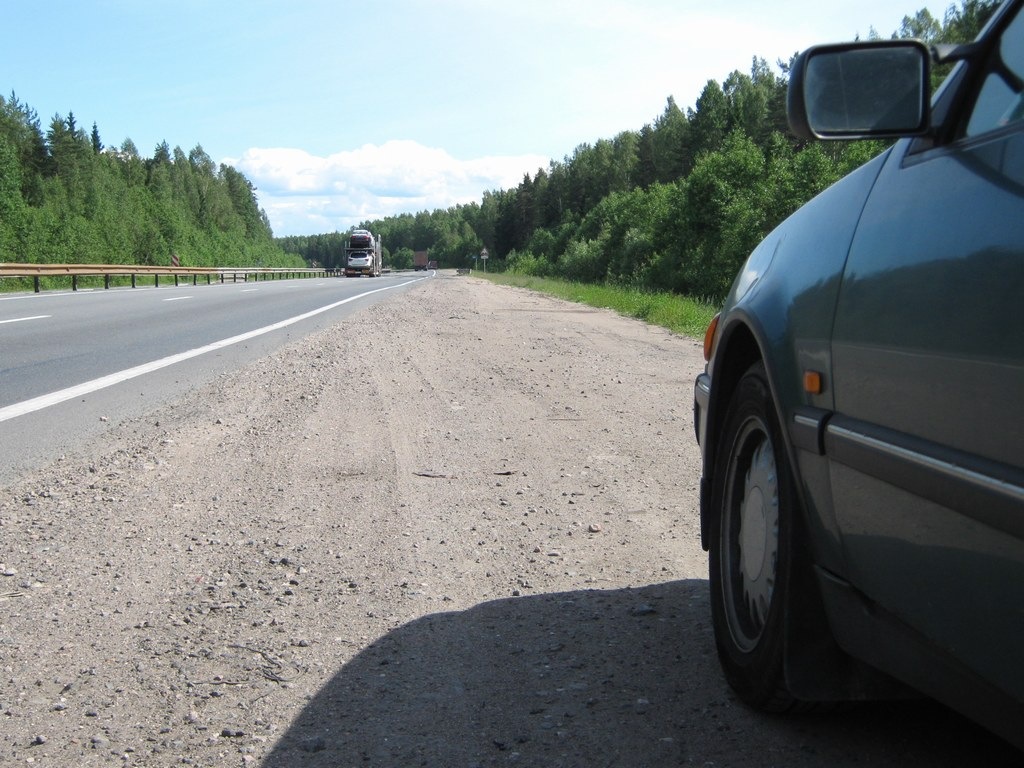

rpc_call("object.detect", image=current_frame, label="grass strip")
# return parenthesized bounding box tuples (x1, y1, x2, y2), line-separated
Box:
(475, 273, 717, 340)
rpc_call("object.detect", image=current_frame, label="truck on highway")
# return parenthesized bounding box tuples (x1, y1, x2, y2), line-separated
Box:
(344, 230, 382, 277)
(413, 250, 429, 271)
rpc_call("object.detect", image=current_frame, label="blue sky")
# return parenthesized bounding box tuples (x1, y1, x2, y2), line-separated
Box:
(3, 0, 943, 237)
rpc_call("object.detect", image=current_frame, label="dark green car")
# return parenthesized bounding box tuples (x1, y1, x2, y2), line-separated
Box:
(694, 0, 1024, 749)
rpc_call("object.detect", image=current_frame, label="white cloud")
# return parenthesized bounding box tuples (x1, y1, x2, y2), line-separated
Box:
(225, 140, 550, 237)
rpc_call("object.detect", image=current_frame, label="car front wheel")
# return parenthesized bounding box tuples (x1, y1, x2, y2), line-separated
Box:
(709, 362, 801, 711)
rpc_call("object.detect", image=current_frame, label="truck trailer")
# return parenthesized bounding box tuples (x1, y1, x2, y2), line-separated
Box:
(344, 230, 382, 277)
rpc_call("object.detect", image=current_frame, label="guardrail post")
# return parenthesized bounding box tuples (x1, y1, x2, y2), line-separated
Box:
(34, 276, 40, 293)
(104, 275, 110, 290)
(131, 274, 137, 288)
(155, 275, 160, 288)
(72, 275, 78, 291)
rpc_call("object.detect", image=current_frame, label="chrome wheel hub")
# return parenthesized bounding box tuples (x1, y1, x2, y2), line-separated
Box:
(739, 438, 778, 630)
(722, 419, 780, 652)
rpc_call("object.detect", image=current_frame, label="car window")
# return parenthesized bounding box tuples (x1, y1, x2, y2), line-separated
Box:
(966, 8, 1024, 136)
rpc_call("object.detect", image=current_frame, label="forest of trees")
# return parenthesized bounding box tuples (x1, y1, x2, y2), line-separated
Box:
(0, 102, 302, 270)
(283, 0, 998, 300)
(1, 1, 998, 301)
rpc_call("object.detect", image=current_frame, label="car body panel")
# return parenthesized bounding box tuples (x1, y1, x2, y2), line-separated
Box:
(695, 0, 1024, 748)
(828, 119, 1024, 701)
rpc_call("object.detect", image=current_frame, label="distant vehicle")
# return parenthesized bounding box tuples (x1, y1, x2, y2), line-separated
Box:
(344, 230, 382, 277)
(413, 250, 429, 271)
(427, 260, 438, 270)
(349, 229, 373, 249)
(694, 0, 1024, 751)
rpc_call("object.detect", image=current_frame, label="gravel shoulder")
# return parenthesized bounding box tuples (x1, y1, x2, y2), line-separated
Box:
(1, 274, 1018, 766)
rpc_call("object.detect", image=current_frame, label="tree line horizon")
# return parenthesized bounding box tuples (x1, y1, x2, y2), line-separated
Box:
(1, 1, 996, 300)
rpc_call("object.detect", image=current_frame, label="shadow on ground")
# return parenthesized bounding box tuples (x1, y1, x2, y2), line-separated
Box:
(262, 580, 1019, 767)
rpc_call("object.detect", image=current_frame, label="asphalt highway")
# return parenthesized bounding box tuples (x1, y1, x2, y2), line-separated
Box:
(0, 273, 427, 484)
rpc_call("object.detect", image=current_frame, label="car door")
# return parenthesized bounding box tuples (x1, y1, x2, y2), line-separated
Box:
(826, 6, 1024, 700)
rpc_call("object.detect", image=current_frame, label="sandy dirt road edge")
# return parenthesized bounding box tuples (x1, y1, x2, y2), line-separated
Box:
(0, 275, 1015, 766)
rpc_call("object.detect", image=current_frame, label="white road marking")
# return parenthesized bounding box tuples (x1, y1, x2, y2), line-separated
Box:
(0, 279, 422, 423)
(163, 296, 193, 302)
(0, 315, 51, 325)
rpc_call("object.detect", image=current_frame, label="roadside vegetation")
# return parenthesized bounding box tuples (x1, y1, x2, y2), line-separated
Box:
(477, 272, 718, 339)
(0, 110, 301, 274)
(288, 1, 996, 302)
(1, 2, 997, 305)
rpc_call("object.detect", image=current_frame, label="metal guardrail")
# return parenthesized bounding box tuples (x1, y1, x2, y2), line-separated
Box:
(0, 263, 338, 293)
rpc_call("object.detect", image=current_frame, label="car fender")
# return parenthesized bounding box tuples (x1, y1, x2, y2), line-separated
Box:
(698, 144, 934, 700)
(701, 145, 896, 574)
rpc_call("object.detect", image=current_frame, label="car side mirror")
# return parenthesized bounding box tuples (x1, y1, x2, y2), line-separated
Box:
(788, 41, 931, 140)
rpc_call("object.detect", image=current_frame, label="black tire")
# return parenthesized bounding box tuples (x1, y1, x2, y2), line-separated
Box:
(708, 362, 801, 711)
